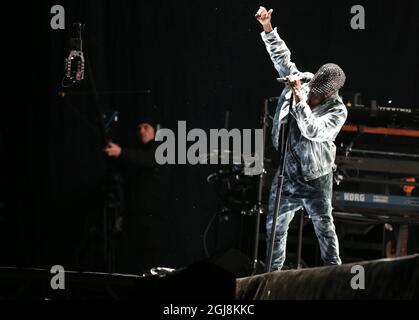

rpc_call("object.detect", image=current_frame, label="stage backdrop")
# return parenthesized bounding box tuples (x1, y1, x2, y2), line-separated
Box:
(2, 0, 418, 271)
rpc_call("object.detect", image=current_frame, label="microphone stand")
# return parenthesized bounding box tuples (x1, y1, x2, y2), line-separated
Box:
(84, 48, 120, 274)
(251, 98, 269, 275)
(265, 94, 294, 273)
(61, 22, 122, 273)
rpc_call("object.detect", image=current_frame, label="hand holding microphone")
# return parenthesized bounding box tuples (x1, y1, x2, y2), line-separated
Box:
(285, 74, 306, 104)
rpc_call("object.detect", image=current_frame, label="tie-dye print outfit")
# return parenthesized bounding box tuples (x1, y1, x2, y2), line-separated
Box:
(261, 28, 348, 270)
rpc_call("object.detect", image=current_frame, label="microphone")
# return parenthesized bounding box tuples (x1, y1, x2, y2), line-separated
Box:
(276, 73, 313, 84)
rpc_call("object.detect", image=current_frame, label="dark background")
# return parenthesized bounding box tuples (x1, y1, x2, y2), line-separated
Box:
(1, 0, 418, 272)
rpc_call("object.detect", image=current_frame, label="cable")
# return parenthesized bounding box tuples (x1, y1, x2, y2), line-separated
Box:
(203, 212, 218, 258)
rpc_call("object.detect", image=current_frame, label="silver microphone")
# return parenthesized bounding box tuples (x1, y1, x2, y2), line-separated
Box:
(276, 73, 313, 84)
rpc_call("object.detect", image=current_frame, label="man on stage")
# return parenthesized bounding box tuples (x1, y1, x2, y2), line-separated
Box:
(105, 117, 171, 273)
(256, 6, 348, 270)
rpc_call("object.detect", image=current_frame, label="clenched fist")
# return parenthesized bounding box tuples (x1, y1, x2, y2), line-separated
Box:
(255, 6, 274, 33)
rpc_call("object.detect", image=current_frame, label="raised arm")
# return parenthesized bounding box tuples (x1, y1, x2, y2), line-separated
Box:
(256, 6, 300, 78)
(255, 6, 274, 33)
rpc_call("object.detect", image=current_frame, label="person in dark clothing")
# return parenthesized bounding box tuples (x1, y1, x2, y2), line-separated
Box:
(105, 119, 171, 274)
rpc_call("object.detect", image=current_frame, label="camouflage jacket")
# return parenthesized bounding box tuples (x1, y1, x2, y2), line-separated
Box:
(261, 28, 348, 181)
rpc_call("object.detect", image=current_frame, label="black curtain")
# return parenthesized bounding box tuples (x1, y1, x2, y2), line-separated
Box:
(3, 0, 418, 271)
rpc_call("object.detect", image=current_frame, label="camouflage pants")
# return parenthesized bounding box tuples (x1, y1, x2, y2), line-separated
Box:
(266, 168, 342, 271)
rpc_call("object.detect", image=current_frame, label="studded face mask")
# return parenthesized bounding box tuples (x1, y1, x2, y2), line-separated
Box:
(308, 63, 346, 97)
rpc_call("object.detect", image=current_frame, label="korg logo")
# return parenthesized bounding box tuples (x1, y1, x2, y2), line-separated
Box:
(344, 193, 366, 202)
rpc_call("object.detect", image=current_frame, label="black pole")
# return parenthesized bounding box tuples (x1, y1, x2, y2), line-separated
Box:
(251, 99, 269, 275)
(265, 96, 294, 273)
(69, 23, 118, 272)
